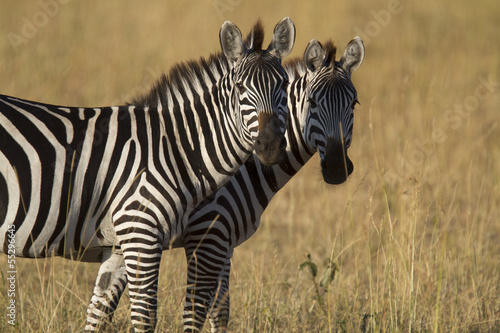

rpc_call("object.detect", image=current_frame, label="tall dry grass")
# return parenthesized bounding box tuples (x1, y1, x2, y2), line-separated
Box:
(0, 0, 499, 332)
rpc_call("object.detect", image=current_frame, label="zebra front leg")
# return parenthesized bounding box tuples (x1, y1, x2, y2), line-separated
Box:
(117, 224, 163, 332)
(183, 243, 229, 333)
(85, 248, 127, 332)
(208, 251, 233, 333)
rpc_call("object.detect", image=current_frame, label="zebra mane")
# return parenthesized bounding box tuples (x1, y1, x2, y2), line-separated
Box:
(131, 20, 268, 108)
(283, 57, 304, 80)
(323, 39, 337, 67)
(244, 19, 265, 52)
(130, 52, 230, 108)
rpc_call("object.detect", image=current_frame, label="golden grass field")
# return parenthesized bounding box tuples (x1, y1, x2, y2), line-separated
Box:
(0, 0, 499, 332)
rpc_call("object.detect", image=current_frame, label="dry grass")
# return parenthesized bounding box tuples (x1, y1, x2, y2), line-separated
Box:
(1, 0, 499, 332)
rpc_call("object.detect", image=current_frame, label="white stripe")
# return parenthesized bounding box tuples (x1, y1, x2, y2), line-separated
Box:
(0, 151, 20, 236)
(0, 108, 41, 254)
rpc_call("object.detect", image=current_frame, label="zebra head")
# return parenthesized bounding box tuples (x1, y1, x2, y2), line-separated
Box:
(302, 37, 364, 184)
(220, 18, 295, 166)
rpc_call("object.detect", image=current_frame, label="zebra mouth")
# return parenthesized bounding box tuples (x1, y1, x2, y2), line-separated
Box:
(321, 154, 353, 185)
(254, 133, 286, 166)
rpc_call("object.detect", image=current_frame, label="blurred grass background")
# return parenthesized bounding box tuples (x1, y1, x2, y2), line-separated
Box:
(0, 0, 499, 332)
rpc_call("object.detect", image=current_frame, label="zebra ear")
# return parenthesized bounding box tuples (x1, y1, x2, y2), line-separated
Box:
(220, 21, 248, 63)
(339, 36, 364, 74)
(304, 39, 326, 73)
(246, 31, 254, 50)
(267, 17, 295, 59)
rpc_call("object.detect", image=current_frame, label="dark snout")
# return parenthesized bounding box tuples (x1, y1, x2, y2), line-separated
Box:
(321, 138, 353, 185)
(254, 113, 287, 166)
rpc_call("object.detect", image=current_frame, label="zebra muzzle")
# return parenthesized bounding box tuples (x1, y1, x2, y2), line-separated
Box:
(254, 113, 287, 166)
(321, 138, 353, 185)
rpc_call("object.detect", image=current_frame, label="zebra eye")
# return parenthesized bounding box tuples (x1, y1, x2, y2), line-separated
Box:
(281, 80, 289, 90)
(352, 99, 360, 109)
(236, 82, 246, 94)
(308, 98, 317, 108)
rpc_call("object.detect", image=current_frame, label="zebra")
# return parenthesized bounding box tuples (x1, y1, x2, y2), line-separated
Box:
(71, 23, 365, 332)
(188, 36, 365, 332)
(0, 18, 296, 332)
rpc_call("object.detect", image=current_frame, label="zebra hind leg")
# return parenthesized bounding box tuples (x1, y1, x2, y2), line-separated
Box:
(208, 252, 232, 333)
(85, 248, 127, 332)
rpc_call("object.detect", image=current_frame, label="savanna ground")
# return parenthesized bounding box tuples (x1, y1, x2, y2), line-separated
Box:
(0, 0, 499, 332)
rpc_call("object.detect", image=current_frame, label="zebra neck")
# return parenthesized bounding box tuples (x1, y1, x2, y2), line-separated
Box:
(155, 76, 252, 205)
(292, 73, 316, 150)
(285, 63, 316, 156)
(256, 75, 316, 191)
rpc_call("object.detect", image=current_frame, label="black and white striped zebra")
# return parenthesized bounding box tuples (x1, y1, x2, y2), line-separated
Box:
(190, 36, 365, 332)
(0, 18, 296, 332)
(73, 28, 365, 332)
